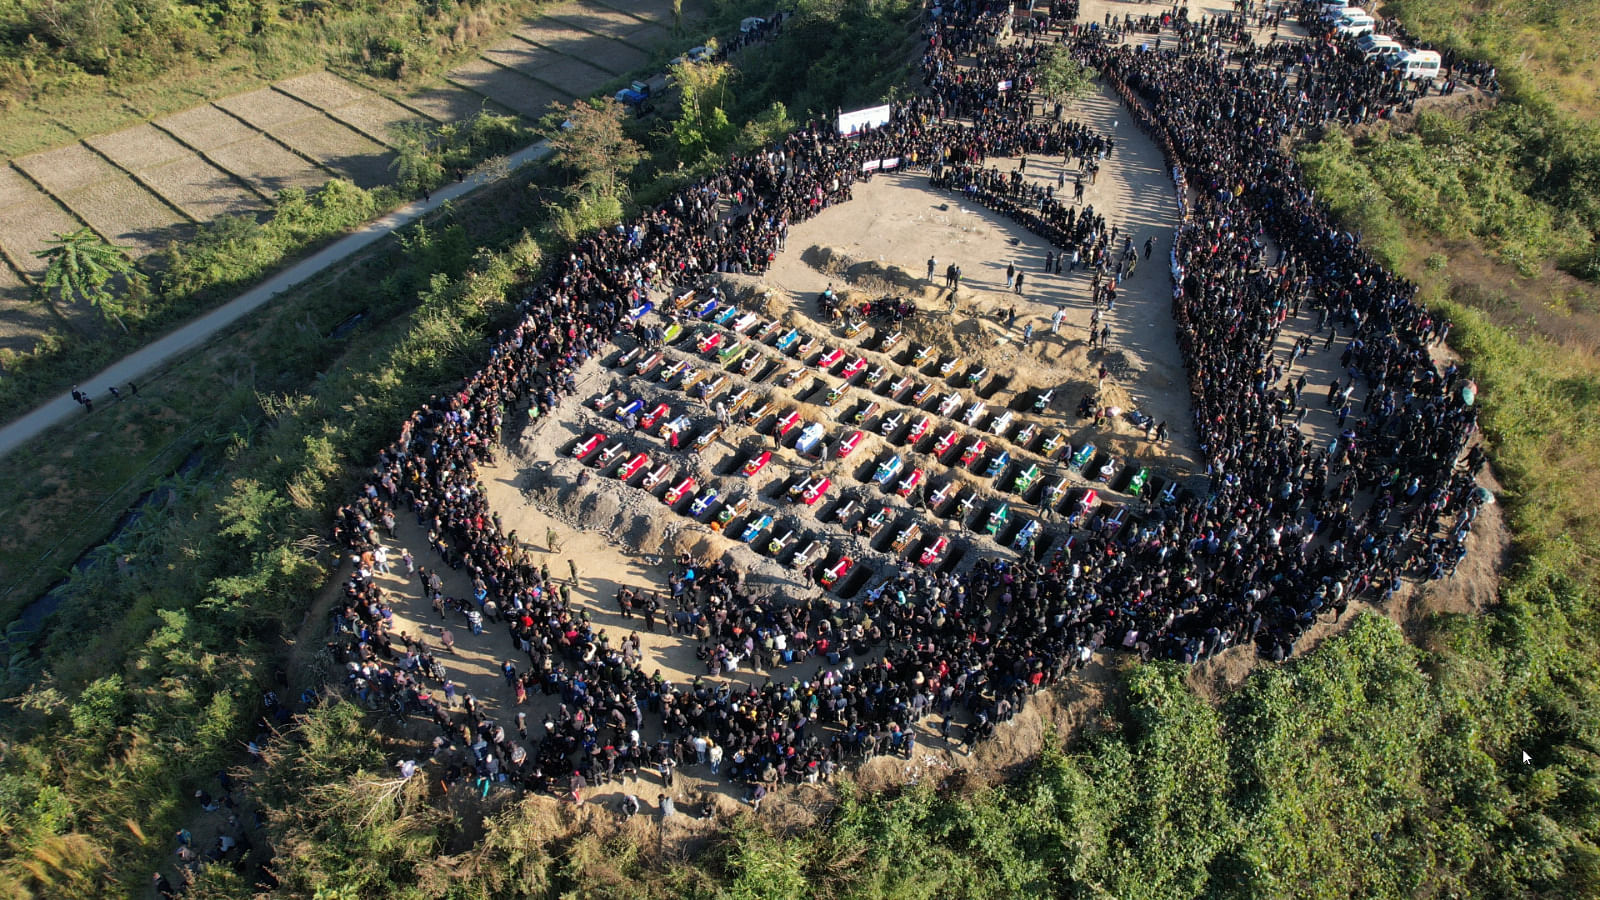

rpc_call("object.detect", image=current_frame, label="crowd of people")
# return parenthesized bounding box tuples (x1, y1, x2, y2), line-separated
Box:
(311, 0, 1491, 819)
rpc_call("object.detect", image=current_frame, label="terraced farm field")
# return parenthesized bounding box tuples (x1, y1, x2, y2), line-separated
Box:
(0, 0, 700, 349)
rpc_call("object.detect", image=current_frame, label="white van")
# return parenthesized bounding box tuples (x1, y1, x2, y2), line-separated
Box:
(1389, 49, 1442, 80)
(1320, 0, 1354, 19)
(1336, 13, 1376, 36)
(1354, 33, 1401, 60)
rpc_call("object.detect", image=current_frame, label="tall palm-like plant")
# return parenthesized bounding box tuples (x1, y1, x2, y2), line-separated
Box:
(32, 227, 144, 331)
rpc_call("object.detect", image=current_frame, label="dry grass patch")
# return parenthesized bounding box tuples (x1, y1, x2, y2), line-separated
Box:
(270, 119, 393, 189)
(206, 134, 332, 196)
(406, 83, 497, 124)
(137, 155, 268, 221)
(156, 105, 261, 151)
(527, 52, 622, 92)
(0, 172, 86, 275)
(0, 164, 51, 208)
(214, 88, 323, 132)
(0, 288, 57, 355)
(83, 124, 193, 172)
(87, 125, 267, 220)
(512, 23, 604, 55)
(481, 44, 558, 76)
(446, 60, 559, 117)
(60, 175, 191, 254)
(549, 7, 668, 44)
(13, 144, 114, 196)
(322, 97, 422, 148)
(274, 72, 371, 110)
(593, 0, 675, 26)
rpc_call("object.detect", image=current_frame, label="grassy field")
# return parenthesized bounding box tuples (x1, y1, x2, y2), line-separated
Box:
(1386, 0, 1600, 119)
(0, 1, 558, 158)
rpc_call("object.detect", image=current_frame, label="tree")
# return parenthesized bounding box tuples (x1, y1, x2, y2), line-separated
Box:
(1036, 46, 1096, 107)
(547, 98, 642, 202)
(32, 226, 144, 329)
(388, 120, 443, 194)
(668, 57, 738, 163)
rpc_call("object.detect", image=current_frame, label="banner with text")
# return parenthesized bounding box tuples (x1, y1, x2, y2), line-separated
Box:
(838, 103, 893, 136)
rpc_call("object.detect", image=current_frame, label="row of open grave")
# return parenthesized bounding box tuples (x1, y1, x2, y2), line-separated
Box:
(556, 289, 1197, 596)
(635, 285, 1190, 498)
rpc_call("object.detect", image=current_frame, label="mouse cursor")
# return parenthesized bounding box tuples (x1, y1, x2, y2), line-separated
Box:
(1522, 751, 1533, 765)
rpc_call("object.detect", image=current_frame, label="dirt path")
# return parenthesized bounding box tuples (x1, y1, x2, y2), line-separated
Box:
(0, 140, 551, 463)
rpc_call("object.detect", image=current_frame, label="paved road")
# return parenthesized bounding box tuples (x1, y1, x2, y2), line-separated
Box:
(0, 140, 553, 461)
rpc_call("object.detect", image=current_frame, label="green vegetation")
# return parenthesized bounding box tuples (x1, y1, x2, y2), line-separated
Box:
(0, 0, 546, 152)
(0, 109, 531, 426)
(32, 226, 146, 328)
(1385, 0, 1600, 120)
(4, 0, 1600, 898)
(1036, 46, 1096, 108)
(544, 98, 642, 241)
(387, 109, 533, 196)
(0, 189, 542, 897)
(733, 0, 921, 125)
(1299, 106, 1600, 282)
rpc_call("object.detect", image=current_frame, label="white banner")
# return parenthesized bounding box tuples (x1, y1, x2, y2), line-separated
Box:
(861, 159, 882, 172)
(997, 79, 1013, 92)
(838, 103, 893, 136)
(881, 157, 901, 170)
